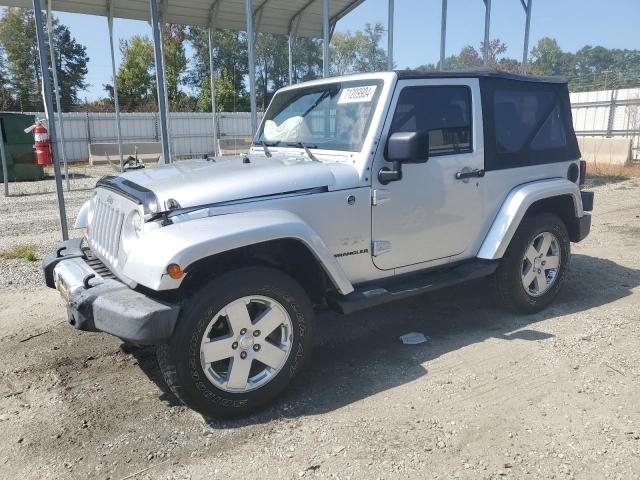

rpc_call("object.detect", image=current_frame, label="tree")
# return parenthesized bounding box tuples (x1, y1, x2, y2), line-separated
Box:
(51, 21, 89, 108)
(291, 37, 322, 83)
(0, 8, 40, 111)
(330, 22, 388, 76)
(457, 45, 483, 68)
(111, 35, 156, 111)
(255, 33, 291, 108)
(186, 27, 248, 112)
(416, 39, 521, 73)
(0, 8, 88, 111)
(353, 23, 388, 72)
(529, 37, 574, 77)
(162, 24, 187, 109)
(0, 51, 15, 110)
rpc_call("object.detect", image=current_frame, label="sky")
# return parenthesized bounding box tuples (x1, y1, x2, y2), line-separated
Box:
(20, 0, 640, 101)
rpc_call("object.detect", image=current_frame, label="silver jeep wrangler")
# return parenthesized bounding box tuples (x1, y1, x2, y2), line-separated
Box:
(44, 69, 593, 417)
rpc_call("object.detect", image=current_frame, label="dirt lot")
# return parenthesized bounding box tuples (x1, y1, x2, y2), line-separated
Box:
(1, 170, 640, 480)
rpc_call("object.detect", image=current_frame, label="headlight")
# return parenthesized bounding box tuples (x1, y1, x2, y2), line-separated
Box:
(121, 210, 143, 255)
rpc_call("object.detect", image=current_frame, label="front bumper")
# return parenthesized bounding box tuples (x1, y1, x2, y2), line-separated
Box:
(43, 239, 180, 345)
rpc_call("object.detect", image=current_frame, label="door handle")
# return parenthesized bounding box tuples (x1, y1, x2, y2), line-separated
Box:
(455, 168, 485, 180)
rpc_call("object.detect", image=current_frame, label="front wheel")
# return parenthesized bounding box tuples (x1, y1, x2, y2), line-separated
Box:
(493, 213, 570, 313)
(157, 267, 314, 417)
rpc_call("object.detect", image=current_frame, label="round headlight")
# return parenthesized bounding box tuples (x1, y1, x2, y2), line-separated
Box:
(121, 210, 143, 254)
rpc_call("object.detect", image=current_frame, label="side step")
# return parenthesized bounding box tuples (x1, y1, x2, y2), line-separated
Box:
(327, 260, 499, 315)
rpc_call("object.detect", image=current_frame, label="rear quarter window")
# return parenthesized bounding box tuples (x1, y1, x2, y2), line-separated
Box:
(481, 78, 579, 171)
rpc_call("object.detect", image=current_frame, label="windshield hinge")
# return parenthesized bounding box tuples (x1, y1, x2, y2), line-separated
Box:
(371, 189, 390, 206)
(372, 240, 392, 257)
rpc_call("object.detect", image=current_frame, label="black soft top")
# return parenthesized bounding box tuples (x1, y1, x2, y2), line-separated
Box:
(395, 68, 567, 84)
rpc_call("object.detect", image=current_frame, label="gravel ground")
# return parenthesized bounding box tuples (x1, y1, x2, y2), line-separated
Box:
(1, 170, 640, 479)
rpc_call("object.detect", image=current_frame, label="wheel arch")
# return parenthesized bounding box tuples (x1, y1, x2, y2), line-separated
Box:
(122, 209, 354, 295)
(180, 238, 334, 304)
(477, 178, 583, 260)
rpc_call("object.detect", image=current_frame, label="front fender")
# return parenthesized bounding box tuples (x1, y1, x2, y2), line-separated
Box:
(74, 200, 91, 229)
(121, 209, 354, 294)
(477, 178, 583, 260)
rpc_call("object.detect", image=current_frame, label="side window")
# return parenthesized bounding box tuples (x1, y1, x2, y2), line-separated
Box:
(389, 86, 472, 156)
(493, 89, 565, 154)
(531, 105, 567, 150)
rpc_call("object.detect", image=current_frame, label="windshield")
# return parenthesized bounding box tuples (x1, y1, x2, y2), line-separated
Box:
(256, 79, 383, 152)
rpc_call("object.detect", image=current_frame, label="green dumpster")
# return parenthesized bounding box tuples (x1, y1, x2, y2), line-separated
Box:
(0, 112, 45, 182)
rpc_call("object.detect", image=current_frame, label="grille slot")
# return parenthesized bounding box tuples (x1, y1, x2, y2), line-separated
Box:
(89, 195, 125, 266)
(83, 247, 117, 280)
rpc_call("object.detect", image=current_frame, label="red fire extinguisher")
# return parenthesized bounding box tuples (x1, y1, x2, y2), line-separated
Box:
(25, 120, 52, 165)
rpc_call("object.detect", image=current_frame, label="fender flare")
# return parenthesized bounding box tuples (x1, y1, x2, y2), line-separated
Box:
(477, 178, 583, 260)
(121, 209, 354, 294)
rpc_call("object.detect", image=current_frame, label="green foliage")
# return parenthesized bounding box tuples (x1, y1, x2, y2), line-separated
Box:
(416, 36, 640, 92)
(331, 22, 388, 76)
(0, 52, 15, 110)
(187, 27, 248, 112)
(0, 7, 88, 111)
(0, 8, 40, 111)
(162, 24, 188, 109)
(113, 35, 155, 111)
(51, 20, 89, 107)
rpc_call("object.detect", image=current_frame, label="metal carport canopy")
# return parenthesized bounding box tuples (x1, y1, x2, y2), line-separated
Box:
(1, 0, 365, 37)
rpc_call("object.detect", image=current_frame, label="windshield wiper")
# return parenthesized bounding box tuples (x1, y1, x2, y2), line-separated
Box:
(254, 140, 276, 158)
(287, 141, 319, 162)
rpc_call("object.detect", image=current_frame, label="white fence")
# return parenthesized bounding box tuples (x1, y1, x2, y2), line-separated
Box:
(30, 111, 262, 162)
(570, 87, 640, 161)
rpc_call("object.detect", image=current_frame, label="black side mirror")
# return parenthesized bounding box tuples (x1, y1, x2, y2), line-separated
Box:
(386, 131, 429, 163)
(378, 131, 429, 185)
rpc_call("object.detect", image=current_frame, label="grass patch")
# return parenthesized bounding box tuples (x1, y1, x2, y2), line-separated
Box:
(586, 163, 640, 187)
(0, 244, 38, 261)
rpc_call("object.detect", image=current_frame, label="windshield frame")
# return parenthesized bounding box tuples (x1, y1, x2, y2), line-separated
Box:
(255, 78, 384, 153)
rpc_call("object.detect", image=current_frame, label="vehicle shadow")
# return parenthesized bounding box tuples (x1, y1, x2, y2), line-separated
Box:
(132, 254, 640, 428)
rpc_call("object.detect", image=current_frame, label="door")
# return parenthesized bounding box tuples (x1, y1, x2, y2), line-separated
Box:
(371, 79, 486, 270)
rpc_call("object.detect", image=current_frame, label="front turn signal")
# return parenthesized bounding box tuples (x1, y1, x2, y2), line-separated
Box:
(166, 263, 184, 279)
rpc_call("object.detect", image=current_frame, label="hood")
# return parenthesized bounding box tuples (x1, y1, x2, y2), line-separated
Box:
(112, 153, 360, 211)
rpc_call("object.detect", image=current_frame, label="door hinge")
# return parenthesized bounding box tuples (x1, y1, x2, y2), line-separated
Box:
(372, 189, 390, 206)
(372, 240, 391, 256)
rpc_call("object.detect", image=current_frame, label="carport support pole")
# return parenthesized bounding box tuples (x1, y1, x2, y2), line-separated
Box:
(208, 26, 219, 156)
(46, 0, 70, 190)
(0, 120, 8, 197)
(387, 0, 393, 70)
(322, 0, 329, 78)
(439, 0, 447, 70)
(159, 14, 172, 162)
(521, 0, 532, 74)
(33, 0, 68, 240)
(149, 0, 170, 164)
(108, 1, 124, 172)
(288, 32, 293, 85)
(246, 0, 257, 136)
(483, 0, 491, 67)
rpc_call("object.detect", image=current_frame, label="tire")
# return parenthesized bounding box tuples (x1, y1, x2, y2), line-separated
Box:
(493, 212, 570, 314)
(157, 266, 314, 418)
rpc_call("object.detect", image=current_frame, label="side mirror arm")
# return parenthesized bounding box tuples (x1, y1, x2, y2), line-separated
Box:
(378, 161, 403, 185)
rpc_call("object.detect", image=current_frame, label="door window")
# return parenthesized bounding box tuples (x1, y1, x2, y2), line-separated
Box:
(389, 86, 472, 156)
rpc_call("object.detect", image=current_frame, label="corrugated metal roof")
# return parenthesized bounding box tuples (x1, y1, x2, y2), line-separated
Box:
(0, 0, 365, 37)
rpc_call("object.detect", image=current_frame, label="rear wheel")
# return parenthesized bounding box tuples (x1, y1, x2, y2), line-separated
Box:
(494, 213, 570, 313)
(157, 267, 314, 417)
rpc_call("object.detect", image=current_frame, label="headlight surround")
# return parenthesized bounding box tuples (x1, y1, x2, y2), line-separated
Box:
(121, 210, 144, 255)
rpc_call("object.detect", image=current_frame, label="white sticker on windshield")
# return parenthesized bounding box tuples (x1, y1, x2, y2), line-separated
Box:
(338, 85, 377, 104)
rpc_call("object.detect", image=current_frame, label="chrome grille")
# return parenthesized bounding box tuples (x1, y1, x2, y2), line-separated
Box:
(89, 194, 125, 267)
